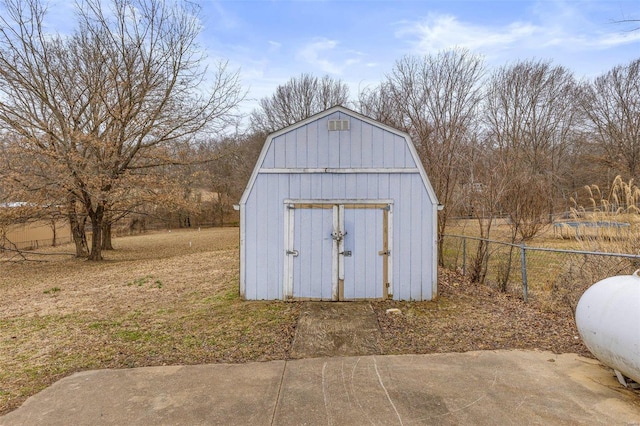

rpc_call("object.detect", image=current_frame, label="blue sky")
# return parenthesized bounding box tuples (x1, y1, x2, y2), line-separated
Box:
(197, 0, 640, 113)
(28, 0, 640, 115)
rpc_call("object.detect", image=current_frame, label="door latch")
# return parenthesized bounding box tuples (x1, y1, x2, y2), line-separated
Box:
(331, 231, 346, 242)
(286, 249, 299, 257)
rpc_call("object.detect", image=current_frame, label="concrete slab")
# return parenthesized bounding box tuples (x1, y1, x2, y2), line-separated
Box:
(0, 362, 285, 426)
(275, 352, 640, 425)
(2, 351, 639, 425)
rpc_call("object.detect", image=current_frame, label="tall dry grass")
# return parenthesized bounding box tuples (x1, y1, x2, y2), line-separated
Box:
(551, 176, 640, 313)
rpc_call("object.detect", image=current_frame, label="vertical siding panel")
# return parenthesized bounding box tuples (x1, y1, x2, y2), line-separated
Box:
(422, 198, 434, 300)
(308, 209, 319, 297)
(350, 118, 362, 168)
(343, 209, 354, 299)
(300, 173, 312, 199)
(307, 121, 318, 168)
(404, 136, 417, 168)
(321, 175, 333, 199)
(266, 175, 278, 299)
(371, 126, 384, 168)
(296, 127, 307, 169)
(389, 174, 401, 299)
(310, 175, 322, 199)
(365, 209, 375, 297)
(285, 132, 297, 168)
(377, 208, 384, 298)
(262, 142, 275, 168)
(393, 135, 405, 168)
(378, 174, 390, 198)
(334, 174, 346, 199)
(273, 135, 286, 168)
(289, 173, 301, 199)
(345, 174, 357, 199)
(255, 176, 269, 299)
(317, 121, 329, 168)
(397, 175, 413, 300)
(339, 126, 350, 168)
(383, 131, 395, 168)
(410, 176, 423, 301)
(245, 195, 257, 299)
(277, 175, 289, 298)
(361, 123, 372, 167)
(367, 173, 378, 199)
(293, 209, 302, 296)
(355, 174, 368, 199)
(328, 126, 340, 168)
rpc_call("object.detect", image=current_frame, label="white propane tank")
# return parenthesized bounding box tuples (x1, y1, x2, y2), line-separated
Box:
(575, 271, 640, 386)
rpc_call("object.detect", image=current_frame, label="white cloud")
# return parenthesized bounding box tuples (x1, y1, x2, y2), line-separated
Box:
(268, 40, 282, 52)
(298, 38, 344, 74)
(396, 13, 541, 53)
(297, 38, 368, 75)
(396, 11, 640, 57)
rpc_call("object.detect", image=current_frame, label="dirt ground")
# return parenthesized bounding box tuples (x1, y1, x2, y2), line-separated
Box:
(373, 268, 589, 357)
(0, 227, 589, 415)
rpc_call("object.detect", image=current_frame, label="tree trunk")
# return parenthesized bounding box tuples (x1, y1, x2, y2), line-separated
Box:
(87, 205, 104, 261)
(437, 221, 445, 267)
(101, 222, 114, 250)
(50, 219, 57, 247)
(67, 201, 89, 258)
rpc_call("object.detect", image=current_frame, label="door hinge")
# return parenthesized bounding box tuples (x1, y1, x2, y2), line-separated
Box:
(286, 204, 295, 209)
(382, 205, 391, 211)
(385, 282, 390, 288)
(378, 250, 390, 256)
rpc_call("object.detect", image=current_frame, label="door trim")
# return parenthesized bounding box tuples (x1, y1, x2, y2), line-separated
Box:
(283, 199, 393, 301)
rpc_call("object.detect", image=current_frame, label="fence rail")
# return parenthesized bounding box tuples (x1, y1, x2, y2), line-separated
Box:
(441, 234, 640, 306)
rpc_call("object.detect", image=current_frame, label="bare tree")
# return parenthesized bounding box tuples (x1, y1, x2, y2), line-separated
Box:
(465, 142, 510, 285)
(483, 59, 578, 225)
(357, 82, 405, 128)
(361, 49, 485, 262)
(0, 0, 243, 260)
(581, 59, 640, 181)
(481, 59, 579, 290)
(250, 73, 350, 133)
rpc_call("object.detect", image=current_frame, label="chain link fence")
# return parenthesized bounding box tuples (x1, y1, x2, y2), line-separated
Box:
(441, 234, 640, 311)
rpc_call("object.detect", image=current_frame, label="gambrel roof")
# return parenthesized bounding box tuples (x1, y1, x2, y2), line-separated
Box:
(240, 105, 438, 206)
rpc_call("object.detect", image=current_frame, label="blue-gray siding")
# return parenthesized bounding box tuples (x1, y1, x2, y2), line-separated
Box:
(242, 173, 434, 300)
(261, 112, 417, 169)
(241, 108, 437, 301)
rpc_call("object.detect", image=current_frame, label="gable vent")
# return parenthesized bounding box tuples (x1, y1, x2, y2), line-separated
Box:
(328, 119, 350, 131)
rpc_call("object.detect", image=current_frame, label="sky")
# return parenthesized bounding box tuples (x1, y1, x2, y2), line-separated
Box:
(196, 0, 640, 114)
(28, 0, 640, 117)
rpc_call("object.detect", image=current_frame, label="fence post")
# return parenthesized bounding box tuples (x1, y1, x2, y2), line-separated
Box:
(520, 243, 528, 302)
(462, 237, 466, 276)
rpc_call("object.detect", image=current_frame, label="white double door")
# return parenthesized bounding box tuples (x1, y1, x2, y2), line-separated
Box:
(284, 202, 391, 301)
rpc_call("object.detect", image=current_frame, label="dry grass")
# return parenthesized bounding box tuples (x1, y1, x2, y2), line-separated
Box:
(0, 228, 300, 415)
(444, 214, 640, 313)
(0, 226, 595, 417)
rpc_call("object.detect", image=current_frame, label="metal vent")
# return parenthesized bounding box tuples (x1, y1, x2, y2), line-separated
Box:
(328, 119, 350, 131)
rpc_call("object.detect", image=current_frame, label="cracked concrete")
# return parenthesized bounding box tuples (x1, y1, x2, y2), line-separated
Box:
(2, 351, 639, 425)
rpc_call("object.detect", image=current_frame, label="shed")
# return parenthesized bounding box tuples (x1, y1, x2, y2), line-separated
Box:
(239, 106, 439, 301)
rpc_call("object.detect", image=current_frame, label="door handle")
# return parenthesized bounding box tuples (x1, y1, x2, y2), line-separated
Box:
(340, 250, 352, 257)
(286, 249, 299, 257)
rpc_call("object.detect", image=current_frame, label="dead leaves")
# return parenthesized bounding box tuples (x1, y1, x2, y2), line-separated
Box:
(373, 268, 589, 357)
